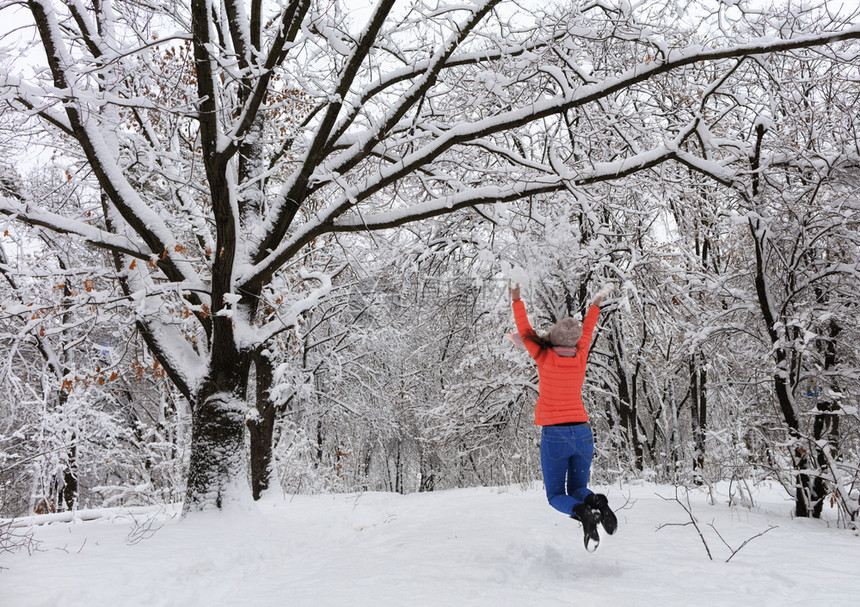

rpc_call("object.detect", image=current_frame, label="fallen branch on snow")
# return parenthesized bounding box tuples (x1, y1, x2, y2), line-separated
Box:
(0, 518, 42, 558)
(1, 503, 180, 529)
(656, 486, 778, 562)
(656, 487, 713, 560)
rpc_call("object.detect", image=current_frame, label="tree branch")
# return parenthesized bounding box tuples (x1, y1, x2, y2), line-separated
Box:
(0, 197, 147, 261)
(252, 0, 397, 264)
(28, 0, 205, 293)
(221, 0, 311, 159)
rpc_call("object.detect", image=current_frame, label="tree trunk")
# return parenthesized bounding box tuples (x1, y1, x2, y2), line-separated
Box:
(810, 399, 839, 518)
(810, 318, 842, 518)
(747, 126, 825, 518)
(248, 350, 276, 500)
(419, 451, 440, 492)
(183, 341, 252, 514)
(184, 390, 249, 513)
(615, 370, 643, 470)
(61, 441, 79, 511)
(611, 318, 643, 470)
(749, 214, 822, 518)
(689, 353, 707, 480)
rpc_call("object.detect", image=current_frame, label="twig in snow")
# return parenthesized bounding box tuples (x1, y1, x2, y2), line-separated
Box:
(709, 523, 778, 563)
(0, 518, 41, 556)
(611, 489, 635, 512)
(656, 487, 713, 560)
(126, 508, 165, 545)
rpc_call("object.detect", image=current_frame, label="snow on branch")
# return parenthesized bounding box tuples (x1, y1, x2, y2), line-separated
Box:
(0, 196, 146, 261)
(0, 74, 75, 136)
(28, 0, 206, 294)
(219, 0, 311, 158)
(132, 310, 206, 401)
(324, 139, 683, 232)
(261, 25, 860, 275)
(239, 135, 697, 289)
(236, 270, 333, 348)
(335, 179, 565, 231)
(324, 32, 570, 147)
(316, 0, 503, 179)
(673, 150, 750, 196)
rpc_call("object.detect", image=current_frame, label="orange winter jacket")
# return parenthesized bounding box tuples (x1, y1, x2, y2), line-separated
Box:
(511, 299, 600, 426)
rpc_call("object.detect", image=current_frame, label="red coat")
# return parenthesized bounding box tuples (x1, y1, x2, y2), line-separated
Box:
(512, 299, 600, 426)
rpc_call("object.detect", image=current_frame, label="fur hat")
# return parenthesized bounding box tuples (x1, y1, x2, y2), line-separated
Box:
(549, 317, 582, 347)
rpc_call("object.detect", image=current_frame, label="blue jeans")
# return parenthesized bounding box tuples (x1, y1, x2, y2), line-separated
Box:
(540, 424, 594, 516)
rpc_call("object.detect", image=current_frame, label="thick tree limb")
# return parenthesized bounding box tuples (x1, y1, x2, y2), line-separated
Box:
(0, 197, 148, 260)
(28, 0, 204, 293)
(253, 0, 397, 263)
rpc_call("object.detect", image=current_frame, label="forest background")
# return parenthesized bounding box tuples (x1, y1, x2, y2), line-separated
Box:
(0, 0, 858, 528)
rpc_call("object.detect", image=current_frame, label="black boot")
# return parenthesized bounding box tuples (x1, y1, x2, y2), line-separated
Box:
(586, 493, 617, 535)
(572, 503, 600, 552)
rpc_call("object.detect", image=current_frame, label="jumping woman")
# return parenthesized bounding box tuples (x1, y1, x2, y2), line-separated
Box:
(510, 282, 617, 552)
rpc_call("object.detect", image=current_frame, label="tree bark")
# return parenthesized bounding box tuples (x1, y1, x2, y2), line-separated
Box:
(183, 335, 251, 513)
(248, 350, 276, 500)
(611, 317, 644, 470)
(811, 318, 842, 518)
(689, 353, 707, 480)
(183, 390, 249, 513)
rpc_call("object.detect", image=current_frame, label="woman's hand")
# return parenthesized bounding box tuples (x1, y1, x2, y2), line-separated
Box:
(510, 283, 521, 301)
(591, 283, 615, 307)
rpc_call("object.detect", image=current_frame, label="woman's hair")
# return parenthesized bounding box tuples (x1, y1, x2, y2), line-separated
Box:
(522, 331, 554, 350)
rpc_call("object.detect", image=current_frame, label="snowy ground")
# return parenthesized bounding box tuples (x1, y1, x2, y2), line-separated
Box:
(2, 481, 858, 607)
